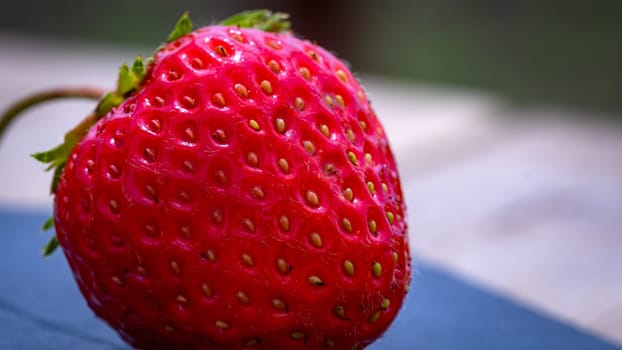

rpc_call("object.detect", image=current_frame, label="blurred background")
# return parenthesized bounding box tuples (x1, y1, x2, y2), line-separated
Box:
(2, 0, 621, 114)
(0, 0, 621, 347)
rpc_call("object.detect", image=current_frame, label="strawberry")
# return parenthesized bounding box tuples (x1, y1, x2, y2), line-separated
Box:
(1, 10, 410, 350)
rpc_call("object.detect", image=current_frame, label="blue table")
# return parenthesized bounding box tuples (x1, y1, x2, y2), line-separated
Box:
(1, 209, 619, 350)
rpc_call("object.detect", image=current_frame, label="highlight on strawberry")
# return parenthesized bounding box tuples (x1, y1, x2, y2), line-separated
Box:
(0, 10, 411, 350)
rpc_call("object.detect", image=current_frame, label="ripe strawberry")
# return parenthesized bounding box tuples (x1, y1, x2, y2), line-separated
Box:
(2, 10, 410, 350)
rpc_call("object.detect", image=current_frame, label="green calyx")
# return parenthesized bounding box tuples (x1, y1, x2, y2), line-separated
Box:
(95, 12, 192, 118)
(166, 9, 292, 42)
(32, 113, 98, 194)
(220, 9, 291, 33)
(95, 56, 146, 118)
(168, 11, 193, 42)
(32, 132, 78, 193)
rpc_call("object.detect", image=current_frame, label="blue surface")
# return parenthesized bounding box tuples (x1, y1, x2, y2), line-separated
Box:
(1, 209, 620, 350)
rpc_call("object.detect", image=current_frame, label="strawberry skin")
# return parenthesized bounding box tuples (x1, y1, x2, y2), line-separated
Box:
(54, 24, 410, 350)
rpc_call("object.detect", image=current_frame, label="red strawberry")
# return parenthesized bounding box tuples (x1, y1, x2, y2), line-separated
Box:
(1, 10, 410, 350)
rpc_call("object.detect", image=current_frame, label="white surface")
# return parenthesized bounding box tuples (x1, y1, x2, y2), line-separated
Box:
(406, 117, 622, 342)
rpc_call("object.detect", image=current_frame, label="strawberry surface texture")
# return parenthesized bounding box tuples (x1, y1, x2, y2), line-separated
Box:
(51, 13, 411, 350)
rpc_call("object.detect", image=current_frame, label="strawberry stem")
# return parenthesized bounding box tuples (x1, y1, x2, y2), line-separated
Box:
(0, 87, 105, 142)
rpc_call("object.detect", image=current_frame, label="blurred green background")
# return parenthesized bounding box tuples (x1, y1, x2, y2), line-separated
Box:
(1, 0, 620, 114)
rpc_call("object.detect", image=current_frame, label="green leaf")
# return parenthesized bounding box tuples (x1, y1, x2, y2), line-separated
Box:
(256, 12, 291, 33)
(167, 12, 193, 42)
(32, 134, 78, 170)
(32, 143, 67, 165)
(220, 9, 270, 27)
(42, 216, 55, 231)
(96, 92, 124, 117)
(117, 64, 134, 96)
(131, 56, 146, 82)
(43, 235, 59, 257)
(220, 10, 290, 33)
(50, 161, 66, 194)
(117, 57, 146, 97)
(32, 126, 82, 193)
